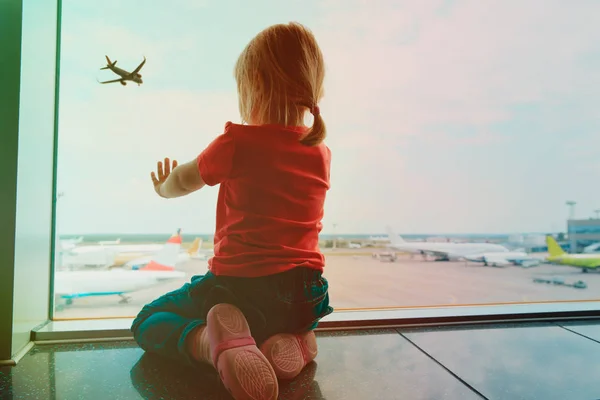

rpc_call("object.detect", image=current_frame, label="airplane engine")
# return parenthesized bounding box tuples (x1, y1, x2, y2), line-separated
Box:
(120, 81, 127, 86)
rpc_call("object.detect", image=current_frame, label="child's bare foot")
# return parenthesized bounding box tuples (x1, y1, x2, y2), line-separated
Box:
(259, 331, 318, 380)
(207, 303, 278, 400)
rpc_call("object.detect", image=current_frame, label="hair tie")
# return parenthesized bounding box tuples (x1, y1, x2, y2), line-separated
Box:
(311, 105, 320, 116)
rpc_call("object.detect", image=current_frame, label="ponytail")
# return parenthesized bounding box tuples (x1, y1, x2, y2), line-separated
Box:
(299, 109, 326, 146)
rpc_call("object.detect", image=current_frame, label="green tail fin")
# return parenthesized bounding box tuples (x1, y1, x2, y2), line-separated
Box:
(546, 235, 566, 257)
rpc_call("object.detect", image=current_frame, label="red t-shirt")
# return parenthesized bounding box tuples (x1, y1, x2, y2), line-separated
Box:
(196, 121, 331, 278)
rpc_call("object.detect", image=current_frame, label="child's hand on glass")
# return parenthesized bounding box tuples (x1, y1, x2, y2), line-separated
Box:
(151, 157, 178, 197)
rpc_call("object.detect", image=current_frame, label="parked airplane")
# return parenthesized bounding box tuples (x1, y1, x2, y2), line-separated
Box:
(126, 237, 203, 270)
(545, 236, 600, 272)
(59, 236, 83, 251)
(98, 55, 146, 86)
(55, 234, 187, 306)
(463, 251, 542, 268)
(188, 238, 213, 260)
(60, 230, 202, 269)
(63, 241, 163, 268)
(382, 226, 510, 261)
(583, 242, 600, 254)
(99, 239, 121, 245)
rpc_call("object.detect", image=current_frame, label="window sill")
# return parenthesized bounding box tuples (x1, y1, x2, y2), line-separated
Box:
(33, 301, 600, 343)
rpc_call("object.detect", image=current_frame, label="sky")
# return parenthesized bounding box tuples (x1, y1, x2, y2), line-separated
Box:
(55, 0, 600, 235)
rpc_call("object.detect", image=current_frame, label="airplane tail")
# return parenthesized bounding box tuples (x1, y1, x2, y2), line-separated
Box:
(100, 55, 117, 70)
(385, 226, 405, 244)
(187, 238, 201, 256)
(546, 235, 566, 257)
(139, 230, 183, 271)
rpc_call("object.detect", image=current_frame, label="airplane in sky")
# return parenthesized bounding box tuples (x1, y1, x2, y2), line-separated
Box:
(545, 236, 600, 272)
(382, 226, 510, 261)
(55, 233, 187, 307)
(463, 251, 543, 268)
(98, 55, 146, 86)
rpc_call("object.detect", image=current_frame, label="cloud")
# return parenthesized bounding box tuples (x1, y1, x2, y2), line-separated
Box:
(55, 0, 600, 234)
(308, 0, 600, 233)
(315, 0, 600, 140)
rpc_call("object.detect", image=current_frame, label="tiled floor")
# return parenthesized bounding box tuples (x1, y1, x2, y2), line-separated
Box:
(1, 321, 600, 400)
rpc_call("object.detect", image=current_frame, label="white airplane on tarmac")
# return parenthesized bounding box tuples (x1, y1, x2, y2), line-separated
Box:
(125, 237, 209, 269)
(380, 226, 510, 261)
(55, 231, 189, 307)
(59, 230, 206, 269)
(463, 251, 542, 268)
(59, 237, 83, 251)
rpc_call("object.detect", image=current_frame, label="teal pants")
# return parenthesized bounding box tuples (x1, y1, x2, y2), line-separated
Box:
(131, 267, 333, 367)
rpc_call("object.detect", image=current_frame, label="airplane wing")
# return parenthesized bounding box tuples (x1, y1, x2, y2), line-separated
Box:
(385, 245, 449, 257)
(464, 254, 509, 266)
(505, 256, 540, 265)
(398, 243, 450, 257)
(132, 57, 146, 75)
(124, 255, 152, 270)
(97, 78, 124, 84)
(421, 250, 451, 258)
(390, 244, 450, 258)
(465, 253, 541, 268)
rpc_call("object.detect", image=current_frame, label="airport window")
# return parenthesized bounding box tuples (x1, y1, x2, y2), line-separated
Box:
(570, 226, 600, 235)
(53, 1, 600, 321)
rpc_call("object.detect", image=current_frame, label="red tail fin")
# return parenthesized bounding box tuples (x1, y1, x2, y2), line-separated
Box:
(139, 230, 182, 271)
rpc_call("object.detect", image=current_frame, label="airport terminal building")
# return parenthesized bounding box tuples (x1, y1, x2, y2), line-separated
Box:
(568, 219, 600, 249)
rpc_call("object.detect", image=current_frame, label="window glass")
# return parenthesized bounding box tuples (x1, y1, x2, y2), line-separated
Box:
(54, 0, 600, 319)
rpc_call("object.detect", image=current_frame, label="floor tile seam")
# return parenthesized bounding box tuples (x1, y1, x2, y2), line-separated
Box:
(394, 328, 489, 400)
(556, 324, 600, 345)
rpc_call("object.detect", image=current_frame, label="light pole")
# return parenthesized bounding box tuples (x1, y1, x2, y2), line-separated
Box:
(595, 209, 600, 219)
(566, 201, 576, 253)
(565, 201, 576, 220)
(332, 223, 338, 250)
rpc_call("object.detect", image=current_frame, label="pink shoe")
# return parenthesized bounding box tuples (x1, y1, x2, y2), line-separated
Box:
(260, 331, 318, 380)
(206, 303, 278, 400)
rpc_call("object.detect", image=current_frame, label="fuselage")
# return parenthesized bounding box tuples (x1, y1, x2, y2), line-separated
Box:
(390, 241, 509, 258)
(70, 243, 162, 254)
(55, 269, 186, 299)
(108, 65, 143, 84)
(473, 251, 529, 260)
(465, 251, 541, 267)
(547, 253, 600, 268)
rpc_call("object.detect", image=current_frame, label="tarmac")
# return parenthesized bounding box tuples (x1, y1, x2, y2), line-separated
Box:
(53, 250, 600, 320)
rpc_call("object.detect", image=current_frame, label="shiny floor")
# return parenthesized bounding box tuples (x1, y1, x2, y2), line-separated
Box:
(2, 320, 600, 400)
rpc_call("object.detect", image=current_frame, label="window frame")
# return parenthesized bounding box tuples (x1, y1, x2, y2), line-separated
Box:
(37, 0, 600, 345)
(35, 302, 600, 342)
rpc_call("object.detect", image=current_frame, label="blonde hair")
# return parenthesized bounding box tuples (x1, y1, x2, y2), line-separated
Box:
(234, 22, 326, 146)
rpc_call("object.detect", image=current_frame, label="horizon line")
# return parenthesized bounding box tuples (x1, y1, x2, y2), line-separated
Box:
(59, 231, 562, 237)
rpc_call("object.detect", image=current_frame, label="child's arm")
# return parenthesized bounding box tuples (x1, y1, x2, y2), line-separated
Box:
(151, 157, 206, 199)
